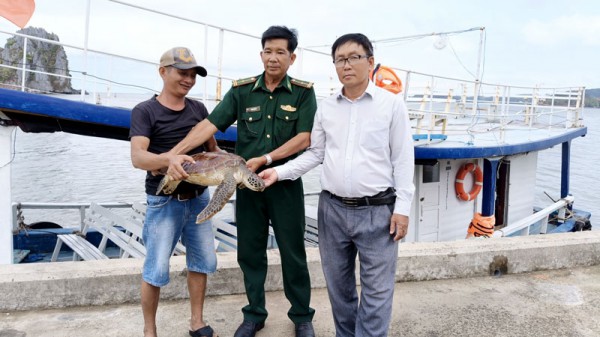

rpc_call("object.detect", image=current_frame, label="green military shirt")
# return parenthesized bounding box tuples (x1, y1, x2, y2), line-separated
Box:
(207, 73, 317, 162)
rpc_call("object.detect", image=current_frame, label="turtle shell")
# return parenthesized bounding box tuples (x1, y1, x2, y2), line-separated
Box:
(181, 152, 246, 175)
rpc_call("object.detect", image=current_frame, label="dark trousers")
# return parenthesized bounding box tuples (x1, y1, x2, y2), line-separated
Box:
(236, 178, 315, 323)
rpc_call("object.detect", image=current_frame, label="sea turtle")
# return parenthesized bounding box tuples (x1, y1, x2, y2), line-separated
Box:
(157, 152, 265, 223)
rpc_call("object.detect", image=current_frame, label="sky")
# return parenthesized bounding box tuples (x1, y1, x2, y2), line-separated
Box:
(1, 0, 599, 98)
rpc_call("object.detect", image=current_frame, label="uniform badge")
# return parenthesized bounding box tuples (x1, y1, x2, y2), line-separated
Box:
(246, 106, 261, 112)
(280, 105, 297, 112)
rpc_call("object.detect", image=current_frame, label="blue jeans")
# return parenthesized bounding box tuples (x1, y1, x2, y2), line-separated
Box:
(318, 192, 399, 337)
(142, 190, 217, 287)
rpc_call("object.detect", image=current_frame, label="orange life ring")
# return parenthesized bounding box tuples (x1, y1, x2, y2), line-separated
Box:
(370, 64, 402, 94)
(455, 163, 483, 201)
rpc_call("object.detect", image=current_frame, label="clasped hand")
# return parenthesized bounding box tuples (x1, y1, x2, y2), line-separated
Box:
(257, 168, 278, 187)
(161, 152, 195, 180)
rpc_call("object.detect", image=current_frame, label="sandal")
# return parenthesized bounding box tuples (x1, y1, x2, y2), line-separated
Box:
(189, 325, 217, 337)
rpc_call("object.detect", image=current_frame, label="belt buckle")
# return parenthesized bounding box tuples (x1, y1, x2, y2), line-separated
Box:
(341, 197, 358, 207)
(177, 193, 188, 201)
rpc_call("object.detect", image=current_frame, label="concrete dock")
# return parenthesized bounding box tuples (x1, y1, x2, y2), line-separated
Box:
(1, 231, 600, 336)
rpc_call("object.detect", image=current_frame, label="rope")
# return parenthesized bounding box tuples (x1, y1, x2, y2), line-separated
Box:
(14, 203, 30, 236)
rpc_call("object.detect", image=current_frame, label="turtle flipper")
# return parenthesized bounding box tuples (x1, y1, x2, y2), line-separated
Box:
(196, 172, 237, 223)
(156, 175, 181, 195)
(242, 167, 266, 192)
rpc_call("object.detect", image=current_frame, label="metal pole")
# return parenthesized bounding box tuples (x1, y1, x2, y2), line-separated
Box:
(372, 27, 481, 44)
(403, 71, 411, 101)
(297, 48, 304, 78)
(560, 141, 571, 200)
(471, 27, 485, 116)
(81, 0, 91, 102)
(475, 27, 484, 83)
(203, 24, 208, 104)
(0, 125, 15, 264)
(20, 38, 27, 91)
(216, 29, 224, 101)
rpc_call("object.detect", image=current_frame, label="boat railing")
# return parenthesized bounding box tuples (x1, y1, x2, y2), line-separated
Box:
(12, 202, 136, 233)
(12, 190, 323, 233)
(0, 0, 335, 107)
(0, 0, 585, 129)
(12, 200, 237, 233)
(13, 189, 565, 241)
(0, 2, 585, 132)
(493, 195, 575, 237)
(391, 68, 585, 140)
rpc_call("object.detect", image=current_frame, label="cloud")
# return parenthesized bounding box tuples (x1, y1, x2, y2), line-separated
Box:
(523, 14, 600, 46)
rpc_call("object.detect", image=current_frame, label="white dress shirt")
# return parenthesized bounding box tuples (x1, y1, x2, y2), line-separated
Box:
(276, 81, 415, 216)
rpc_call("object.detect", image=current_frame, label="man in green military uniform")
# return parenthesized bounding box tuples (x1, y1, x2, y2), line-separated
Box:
(164, 26, 317, 337)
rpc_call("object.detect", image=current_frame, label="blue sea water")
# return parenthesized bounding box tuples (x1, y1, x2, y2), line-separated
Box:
(8, 107, 599, 227)
(535, 108, 599, 222)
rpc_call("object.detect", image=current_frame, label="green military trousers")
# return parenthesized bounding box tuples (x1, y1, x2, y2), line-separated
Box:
(235, 178, 315, 323)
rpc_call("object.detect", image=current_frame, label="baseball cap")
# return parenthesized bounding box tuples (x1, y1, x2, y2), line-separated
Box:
(159, 47, 207, 77)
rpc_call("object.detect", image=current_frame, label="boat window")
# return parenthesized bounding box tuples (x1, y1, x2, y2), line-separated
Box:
(422, 162, 440, 183)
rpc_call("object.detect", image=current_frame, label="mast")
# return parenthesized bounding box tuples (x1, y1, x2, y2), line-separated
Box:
(80, 0, 91, 102)
(471, 27, 485, 116)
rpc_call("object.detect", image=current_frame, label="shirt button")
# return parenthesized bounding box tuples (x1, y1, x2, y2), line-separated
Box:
(285, 116, 289, 120)
(270, 96, 273, 99)
(249, 117, 253, 121)
(268, 115, 271, 119)
(267, 134, 271, 138)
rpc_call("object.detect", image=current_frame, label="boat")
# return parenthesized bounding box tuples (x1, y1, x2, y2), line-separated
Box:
(0, 4, 592, 266)
(0, 86, 238, 149)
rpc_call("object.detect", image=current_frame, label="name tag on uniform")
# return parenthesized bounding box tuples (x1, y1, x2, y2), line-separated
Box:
(280, 104, 297, 112)
(246, 106, 261, 112)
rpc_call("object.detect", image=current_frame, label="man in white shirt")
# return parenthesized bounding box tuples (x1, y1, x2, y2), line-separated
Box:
(259, 33, 415, 337)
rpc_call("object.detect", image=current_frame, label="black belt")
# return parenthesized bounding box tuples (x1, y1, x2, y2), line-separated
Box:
(173, 189, 201, 201)
(326, 188, 396, 207)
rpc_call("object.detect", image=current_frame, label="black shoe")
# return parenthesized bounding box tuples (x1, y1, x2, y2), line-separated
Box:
(295, 322, 315, 337)
(233, 320, 265, 337)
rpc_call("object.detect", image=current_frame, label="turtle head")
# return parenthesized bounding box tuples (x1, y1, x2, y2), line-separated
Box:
(244, 172, 266, 192)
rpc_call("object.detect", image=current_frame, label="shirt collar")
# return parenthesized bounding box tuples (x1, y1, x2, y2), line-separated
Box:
(252, 73, 293, 93)
(336, 81, 376, 102)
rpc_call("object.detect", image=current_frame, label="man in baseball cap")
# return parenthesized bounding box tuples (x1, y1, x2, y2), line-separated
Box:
(130, 46, 220, 337)
(160, 47, 207, 77)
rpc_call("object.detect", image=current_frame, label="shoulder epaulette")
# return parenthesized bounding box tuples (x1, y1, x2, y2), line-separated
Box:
(290, 78, 313, 89)
(233, 77, 258, 87)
